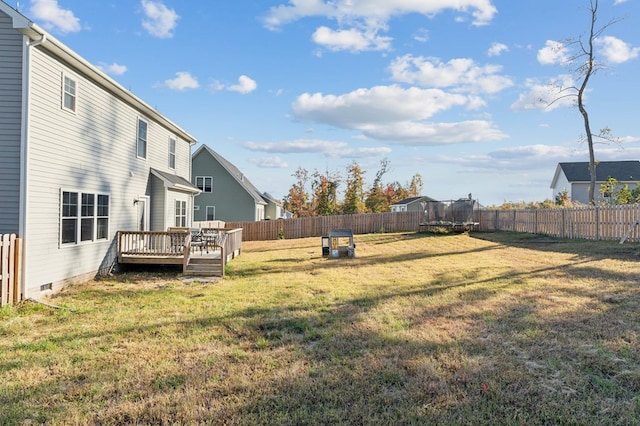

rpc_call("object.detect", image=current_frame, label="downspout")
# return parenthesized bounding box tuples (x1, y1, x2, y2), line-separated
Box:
(29, 33, 46, 48)
(19, 32, 47, 300)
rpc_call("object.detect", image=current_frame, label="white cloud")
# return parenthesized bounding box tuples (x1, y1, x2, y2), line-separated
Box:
(293, 85, 469, 128)
(510, 75, 576, 111)
(141, 0, 179, 38)
(537, 40, 570, 65)
(389, 55, 514, 94)
(487, 42, 508, 57)
(413, 28, 429, 43)
(228, 75, 258, 94)
(30, 0, 81, 33)
(362, 120, 507, 145)
(248, 157, 289, 168)
(242, 139, 392, 158)
(312, 26, 392, 52)
(595, 36, 639, 64)
(292, 85, 507, 146)
(97, 63, 128, 76)
(163, 72, 199, 91)
(244, 139, 349, 154)
(263, 0, 498, 30)
(263, 0, 497, 52)
(614, 0, 628, 4)
(433, 144, 583, 172)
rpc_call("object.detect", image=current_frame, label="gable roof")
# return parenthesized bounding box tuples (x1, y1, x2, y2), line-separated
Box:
(391, 195, 437, 206)
(261, 192, 283, 206)
(0, 1, 197, 145)
(150, 169, 201, 194)
(193, 145, 266, 205)
(551, 161, 640, 188)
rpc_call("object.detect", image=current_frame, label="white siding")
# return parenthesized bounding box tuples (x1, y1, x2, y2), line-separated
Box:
(551, 172, 570, 202)
(0, 11, 24, 233)
(23, 46, 193, 296)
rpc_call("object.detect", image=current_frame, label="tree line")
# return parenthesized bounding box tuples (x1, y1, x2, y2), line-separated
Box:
(282, 159, 423, 218)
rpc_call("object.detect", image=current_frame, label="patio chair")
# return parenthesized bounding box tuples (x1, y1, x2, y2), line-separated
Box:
(190, 228, 207, 254)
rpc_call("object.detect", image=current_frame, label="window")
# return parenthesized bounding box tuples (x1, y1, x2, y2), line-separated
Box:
(80, 193, 95, 242)
(61, 190, 109, 245)
(168, 137, 176, 169)
(61, 191, 78, 244)
(137, 119, 148, 159)
(97, 195, 109, 239)
(196, 176, 213, 193)
(206, 206, 215, 221)
(175, 200, 187, 227)
(62, 75, 76, 112)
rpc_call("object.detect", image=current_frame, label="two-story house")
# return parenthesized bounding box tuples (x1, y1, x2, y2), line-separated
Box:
(0, 2, 200, 298)
(192, 145, 274, 222)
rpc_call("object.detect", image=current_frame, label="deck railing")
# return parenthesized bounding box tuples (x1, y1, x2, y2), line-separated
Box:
(118, 231, 188, 257)
(117, 228, 243, 276)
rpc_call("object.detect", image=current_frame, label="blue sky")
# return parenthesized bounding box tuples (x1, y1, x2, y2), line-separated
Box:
(17, 0, 640, 206)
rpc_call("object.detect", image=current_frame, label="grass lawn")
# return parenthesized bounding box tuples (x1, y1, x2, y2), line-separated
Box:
(2, 231, 640, 425)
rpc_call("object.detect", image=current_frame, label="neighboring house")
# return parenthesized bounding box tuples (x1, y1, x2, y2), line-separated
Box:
(191, 145, 268, 222)
(550, 161, 640, 204)
(0, 3, 200, 298)
(262, 192, 289, 220)
(390, 196, 437, 212)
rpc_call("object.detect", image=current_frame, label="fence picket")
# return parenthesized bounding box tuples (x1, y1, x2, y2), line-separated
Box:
(1, 234, 21, 307)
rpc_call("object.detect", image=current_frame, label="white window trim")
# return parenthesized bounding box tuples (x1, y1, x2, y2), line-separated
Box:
(196, 176, 213, 193)
(168, 136, 176, 169)
(61, 73, 77, 114)
(175, 200, 187, 227)
(137, 117, 148, 160)
(60, 189, 110, 247)
(206, 206, 215, 221)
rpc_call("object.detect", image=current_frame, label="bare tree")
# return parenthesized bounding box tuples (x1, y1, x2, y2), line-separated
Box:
(552, 0, 620, 204)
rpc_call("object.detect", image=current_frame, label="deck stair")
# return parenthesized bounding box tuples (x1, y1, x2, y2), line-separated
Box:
(185, 256, 223, 276)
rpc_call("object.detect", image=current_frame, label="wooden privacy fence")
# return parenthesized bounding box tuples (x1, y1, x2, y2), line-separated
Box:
(226, 211, 422, 241)
(476, 204, 640, 242)
(225, 205, 640, 243)
(1, 234, 22, 307)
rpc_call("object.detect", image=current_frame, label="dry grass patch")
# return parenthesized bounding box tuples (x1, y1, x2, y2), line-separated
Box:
(2, 232, 640, 424)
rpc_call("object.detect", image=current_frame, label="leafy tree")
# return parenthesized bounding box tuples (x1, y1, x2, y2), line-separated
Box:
(407, 173, 423, 197)
(342, 161, 366, 214)
(283, 167, 310, 218)
(383, 182, 409, 207)
(311, 169, 340, 216)
(599, 177, 640, 205)
(365, 158, 390, 213)
(555, 189, 571, 206)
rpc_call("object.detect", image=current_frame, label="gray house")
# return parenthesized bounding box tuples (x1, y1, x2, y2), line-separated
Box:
(550, 161, 640, 204)
(262, 192, 289, 220)
(390, 196, 437, 212)
(192, 145, 274, 222)
(0, 2, 200, 298)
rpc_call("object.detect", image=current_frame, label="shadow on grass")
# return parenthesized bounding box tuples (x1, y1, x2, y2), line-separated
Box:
(4, 231, 640, 424)
(471, 231, 640, 261)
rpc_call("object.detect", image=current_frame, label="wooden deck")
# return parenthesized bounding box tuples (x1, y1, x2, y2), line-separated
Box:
(118, 228, 242, 276)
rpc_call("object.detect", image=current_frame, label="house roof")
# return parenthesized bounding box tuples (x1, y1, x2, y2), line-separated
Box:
(261, 192, 283, 206)
(391, 195, 437, 206)
(329, 229, 353, 238)
(192, 145, 266, 205)
(551, 161, 640, 188)
(150, 169, 201, 194)
(0, 1, 197, 145)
